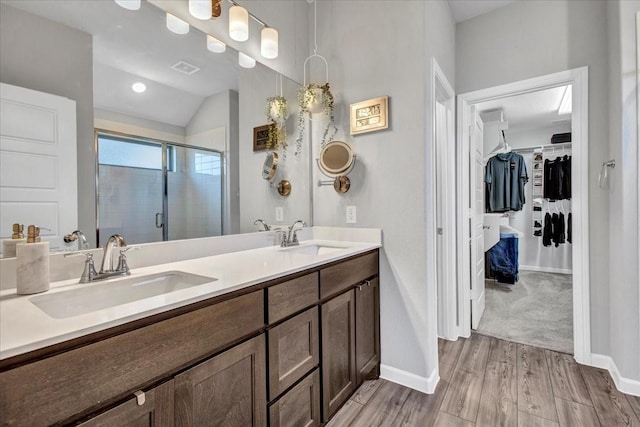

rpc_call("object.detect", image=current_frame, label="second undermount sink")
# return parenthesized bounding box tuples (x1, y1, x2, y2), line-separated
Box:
(30, 271, 216, 319)
(279, 244, 348, 256)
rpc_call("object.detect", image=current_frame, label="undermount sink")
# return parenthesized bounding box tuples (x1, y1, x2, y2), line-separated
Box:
(279, 244, 348, 256)
(30, 271, 216, 319)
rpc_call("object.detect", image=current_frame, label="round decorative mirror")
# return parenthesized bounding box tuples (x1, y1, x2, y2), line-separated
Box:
(318, 140, 356, 177)
(262, 151, 279, 182)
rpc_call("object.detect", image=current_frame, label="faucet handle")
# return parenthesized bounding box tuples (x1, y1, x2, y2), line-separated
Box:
(119, 245, 142, 254)
(274, 230, 287, 247)
(63, 252, 97, 283)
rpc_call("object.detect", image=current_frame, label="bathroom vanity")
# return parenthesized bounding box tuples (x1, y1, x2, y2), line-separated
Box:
(0, 233, 380, 426)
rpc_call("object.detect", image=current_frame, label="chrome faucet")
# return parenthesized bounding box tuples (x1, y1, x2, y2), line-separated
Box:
(282, 220, 307, 247)
(100, 234, 127, 274)
(63, 229, 88, 251)
(253, 219, 270, 231)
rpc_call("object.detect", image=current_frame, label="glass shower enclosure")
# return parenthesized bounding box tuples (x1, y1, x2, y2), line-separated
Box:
(96, 132, 223, 246)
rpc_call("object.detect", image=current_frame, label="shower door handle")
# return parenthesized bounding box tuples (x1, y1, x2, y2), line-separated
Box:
(155, 213, 164, 228)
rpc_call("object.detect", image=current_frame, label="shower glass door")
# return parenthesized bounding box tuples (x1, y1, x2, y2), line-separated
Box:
(97, 132, 223, 246)
(166, 145, 223, 240)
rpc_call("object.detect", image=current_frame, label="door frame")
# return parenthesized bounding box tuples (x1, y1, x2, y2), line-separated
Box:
(455, 67, 591, 364)
(431, 58, 458, 341)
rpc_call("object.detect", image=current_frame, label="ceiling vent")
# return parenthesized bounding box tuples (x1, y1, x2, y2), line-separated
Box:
(170, 61, 200, 75)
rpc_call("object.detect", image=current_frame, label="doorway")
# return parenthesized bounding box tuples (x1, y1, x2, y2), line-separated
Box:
(455, 68, 591, 363)
(96, 131, 224, 246)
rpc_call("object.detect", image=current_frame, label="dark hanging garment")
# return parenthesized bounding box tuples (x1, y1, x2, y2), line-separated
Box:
(543, 213, 553, 247)
(561, 155, 571, 198)
(567, 213, 572, 243)
(544, 155, 572, 200)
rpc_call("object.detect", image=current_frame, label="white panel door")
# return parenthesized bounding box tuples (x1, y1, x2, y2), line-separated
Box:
(470, 107, 485, 329)
(0, 83, 77, 251)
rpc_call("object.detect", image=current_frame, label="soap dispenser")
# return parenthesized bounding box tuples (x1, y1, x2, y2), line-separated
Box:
(2, 223, 27, 258)
(16, 225, 50, 295)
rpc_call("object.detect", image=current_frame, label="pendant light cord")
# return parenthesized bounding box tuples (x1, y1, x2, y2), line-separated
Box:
(313, 0, 318, 55)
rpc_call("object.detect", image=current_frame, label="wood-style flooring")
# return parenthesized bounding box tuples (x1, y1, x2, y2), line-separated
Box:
(327, 334, 640, 426)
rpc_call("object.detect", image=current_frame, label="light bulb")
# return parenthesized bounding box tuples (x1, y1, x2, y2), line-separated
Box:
(238, 52, 256, 69)
(229, 5, 249, 42)
(132, 82, 146, 93)
(189, 0, 212, 20)
(114, 0, 140, 11)
(207, 35, 226, 53)
(261, 27, 278, 59)
(166, 13, 189, 35)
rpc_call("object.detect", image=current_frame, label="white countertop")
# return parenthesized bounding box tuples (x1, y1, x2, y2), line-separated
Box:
(0, 239, 380, 360)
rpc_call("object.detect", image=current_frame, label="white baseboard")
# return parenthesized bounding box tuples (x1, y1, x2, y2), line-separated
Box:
(590, 353, 640, 397)
(380, 364, 439, 394)
(520, 265, 573, 275)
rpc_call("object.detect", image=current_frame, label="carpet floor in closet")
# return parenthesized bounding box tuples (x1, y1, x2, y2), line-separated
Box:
(475, 270, 573, 354)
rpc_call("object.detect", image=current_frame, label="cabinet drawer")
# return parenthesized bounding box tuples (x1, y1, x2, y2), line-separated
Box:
(268, 272, 318, 324)
(269, 369, 320, 427)
(0, 291, 264, 426)
(320, 251, 378, 299)
(78, 380, 174, 427)
(268, 307, 319, 399)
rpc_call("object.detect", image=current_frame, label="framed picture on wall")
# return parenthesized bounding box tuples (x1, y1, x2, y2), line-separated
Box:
(350, 96, 389, 135)
(253, 124, 272, 152)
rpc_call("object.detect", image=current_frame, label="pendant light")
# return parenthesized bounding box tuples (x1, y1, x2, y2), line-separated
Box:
(189, 0, 212, 20)
(229, 4, 249, 41)
(207, 35, 226, 53)
(238, 52, 256, 69)
(114, 0, 140, 11)
(261, 27, 278, 59)
(166, 13, 189, 35)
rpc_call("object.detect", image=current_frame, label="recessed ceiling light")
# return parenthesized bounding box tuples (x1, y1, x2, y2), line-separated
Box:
(166, 13, 189, 35)
(114, 0, 141, 11)
(132, 82, 146, 93)
(238, 52, 256, 69)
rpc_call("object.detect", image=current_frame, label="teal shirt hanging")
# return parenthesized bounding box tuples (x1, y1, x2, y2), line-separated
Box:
(485, 152, 529, 212)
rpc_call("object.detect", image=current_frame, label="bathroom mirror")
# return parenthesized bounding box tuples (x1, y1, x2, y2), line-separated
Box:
(0, 0, 311, 254)
(262, 152, 279, 182)
(318, 141, 356, 177)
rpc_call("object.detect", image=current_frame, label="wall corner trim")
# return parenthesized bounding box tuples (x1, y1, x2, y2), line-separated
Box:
(380, 364, 439, 394)
(590, 353, 640, 397)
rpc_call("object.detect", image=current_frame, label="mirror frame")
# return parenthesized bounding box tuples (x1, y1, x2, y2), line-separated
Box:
(317, 140, 356, 177)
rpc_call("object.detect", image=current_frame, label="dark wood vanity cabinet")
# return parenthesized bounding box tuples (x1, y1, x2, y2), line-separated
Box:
(174, 335, 267, 427)
(356, 277, 380, 384)
(0, 250, 379, 427)
(321, 289, 357, 421)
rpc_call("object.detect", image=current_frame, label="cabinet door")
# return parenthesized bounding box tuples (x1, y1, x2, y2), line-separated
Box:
(356, 278, 380, 385)
(321, 290, 356, 422)
(79, 380, 174, 427)
(174, 335, 266, 427)
(268, 307, 319, 399)
(269, 369, 320, 427)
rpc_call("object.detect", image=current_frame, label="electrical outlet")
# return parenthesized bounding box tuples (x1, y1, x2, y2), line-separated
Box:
(275, 207, 284, 222)
(346, 206, 357, 224)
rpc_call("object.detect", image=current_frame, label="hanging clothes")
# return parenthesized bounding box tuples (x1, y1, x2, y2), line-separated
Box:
(485, 152, 529, 212)
(544, 155, 572, 200)
(567, 213, 572, 244)
(552, 212, 566, 247)
(543, 212, 553, 247)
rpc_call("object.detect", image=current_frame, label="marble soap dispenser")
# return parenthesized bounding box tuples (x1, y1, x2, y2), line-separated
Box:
(16, 225, 50, 295)
(2, 223, 27, 258)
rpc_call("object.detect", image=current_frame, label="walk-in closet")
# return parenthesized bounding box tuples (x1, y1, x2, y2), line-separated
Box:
(474, 86, 574, 354)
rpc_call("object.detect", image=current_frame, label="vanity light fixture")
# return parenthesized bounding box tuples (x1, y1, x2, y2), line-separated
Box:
(207, 35, 226, 53)
(229, 4, 249, 41)
(238, 52, 256, 68)
(189, 0, 213, 20)
(166, 13, 189, 35)
(131, 82, 146, 93)
(114, 0, 140, 11)
(261, 27, 278, 59)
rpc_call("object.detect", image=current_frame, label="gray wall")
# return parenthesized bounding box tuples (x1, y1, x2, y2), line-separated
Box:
(0, 3, 95, 247)
(312, 0, 456, 383)
(606, 0, 639, 381)
(456, 0, 612, 357)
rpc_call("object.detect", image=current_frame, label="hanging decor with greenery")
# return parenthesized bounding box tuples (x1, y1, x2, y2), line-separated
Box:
(265, 95, 288, 152)
(296, 82, 337, 156)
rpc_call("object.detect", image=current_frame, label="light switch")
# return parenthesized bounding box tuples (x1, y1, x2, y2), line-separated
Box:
(346, 206, 357, 224)
(275, 207, 284, 222)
